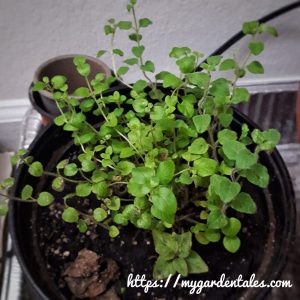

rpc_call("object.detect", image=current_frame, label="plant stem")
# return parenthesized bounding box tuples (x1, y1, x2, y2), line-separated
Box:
(131, 6, 155, 89)
(0, 192, 36, 203)
(208, 126, 218, 161)
(44, 171, 85, 184)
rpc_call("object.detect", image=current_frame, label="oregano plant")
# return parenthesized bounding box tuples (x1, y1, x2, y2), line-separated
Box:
(0, 0, 280, 280)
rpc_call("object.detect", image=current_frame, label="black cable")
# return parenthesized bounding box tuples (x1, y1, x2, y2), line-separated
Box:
(195, 1, 300, 71)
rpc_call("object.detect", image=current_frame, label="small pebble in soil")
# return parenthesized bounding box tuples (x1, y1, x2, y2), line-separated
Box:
(137, 292, 141, 297)
(120, 240, 125, 246)
(132, 240, 138, 245)
(146, 240, 150, 245)
(63, 251, 70, 257)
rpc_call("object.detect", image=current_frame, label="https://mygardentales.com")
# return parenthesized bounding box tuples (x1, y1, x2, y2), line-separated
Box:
(127, 273, 292, 294)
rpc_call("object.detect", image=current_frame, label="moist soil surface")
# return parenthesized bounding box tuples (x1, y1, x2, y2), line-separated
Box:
(35, 161, 274, 300)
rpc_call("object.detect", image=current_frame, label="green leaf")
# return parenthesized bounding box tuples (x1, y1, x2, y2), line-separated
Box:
(62, 207, 79, 223)
(139, 18, 152, 28)
(239, 163, 269, 188)
(156, 159, 175, 185)
(76, 63, 90, 77)
(204, 229, 221, 242)
(118, 20, 132, 30)
(242, 20, 259, 35)
(210, 78, 230, 97)
(104, 24, 113, 35)
(137, 212, 152, 229)
(117, 66, 129, 76)
(77, 219, 88, 233)
(219, 59, 236, 71)
(207, 55, 222, 66)
(173, 258, 188, 277)
(210, 174, 241, 203)
(0, 202, 8, 216)
(141, 60, 155, 73)
(222, 140, 245, 160)
(218, 129, 237, 145)
(76, 183, 92, 197)
(109, 225, 120, 238)
(231, 87, 250, 104)
(207, 209, 228, 229)
(177, 170, 193, 185)
(113, 213, 128, 225)
(235, 149, 258, 169)
(124, 58, 139, 65)
(56, 159, 69, 170)
(151, 187, 177, 224)
(194, 158, 218, 177)
(162, 73, 182, 89)
(248, 41, 264, 55)
(223, 236, 241, 253)
(2, 177, 14, 188)
(93, 207, 107, 222)
(117, 161, 135, 176)
(92, 182, 108, 198)
(128, 33, 142, 42)
(176, 56, 196, 73)
(169, 46, 191, 58)
(81, 160, 96, 172)
(32, 81, 46, 92)
(51, 177, 64, 192)
(219, 112, 233, 127)
(73, 87, 90, 97)
(176, 231, 192, 258)
(222, 217, 241, 237)
(113, 48, 124, 56)
(132, 79, 148, 92)
(120, 147, 135, 158)
(178, 97, 195, 118)
(96, 50, 106, 57)
(195, 232, 210, 245)
(107, 196, 120, 211)
(230, 192, 257, 214)
(247, 61, 264, 74)
(192, 114, 211, 133)
(73, 56, 86, 66)
(54, 115, 65, 126)
(51, 75, 67, 89)
(28, 161, 43, 177)
(153, 256, 176, 280)
(186, 250, 208, 274)
(186, 73, 210, 87)
(152, 231, 178, 260)
(259, 24, 278, 37)
(188, 138, 209, 155)
(21, 185, 33, 200)
(37, 192, 54, 206)
(64, 163, 78, 176)
(132, 45, 145, 58)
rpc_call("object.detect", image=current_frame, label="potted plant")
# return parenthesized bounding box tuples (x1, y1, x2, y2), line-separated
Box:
(0, 0, 295, 299)
(30, 54, 112, 125)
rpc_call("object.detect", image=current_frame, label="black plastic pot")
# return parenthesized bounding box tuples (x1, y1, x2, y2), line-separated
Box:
(9, 86, 295, 300)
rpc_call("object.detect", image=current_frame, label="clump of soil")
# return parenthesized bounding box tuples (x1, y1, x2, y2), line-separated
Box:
(64, 249, 119, 299)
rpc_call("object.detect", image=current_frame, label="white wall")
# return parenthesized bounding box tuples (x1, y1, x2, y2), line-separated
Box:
(0, 0, 299, 100)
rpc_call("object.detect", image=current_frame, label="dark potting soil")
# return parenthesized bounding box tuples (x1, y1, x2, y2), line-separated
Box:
(31, 145, 275, 300)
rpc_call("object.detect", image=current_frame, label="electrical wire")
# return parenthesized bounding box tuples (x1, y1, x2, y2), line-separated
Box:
(195, 1, 300, 71)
